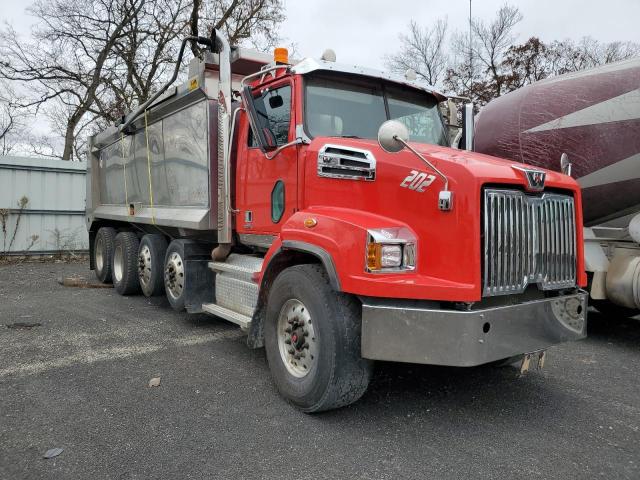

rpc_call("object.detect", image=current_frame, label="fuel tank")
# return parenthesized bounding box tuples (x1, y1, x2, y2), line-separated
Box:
(473, 57, 640, 226)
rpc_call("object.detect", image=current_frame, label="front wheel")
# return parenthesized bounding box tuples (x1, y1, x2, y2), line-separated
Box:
(264, 264, 373, 412)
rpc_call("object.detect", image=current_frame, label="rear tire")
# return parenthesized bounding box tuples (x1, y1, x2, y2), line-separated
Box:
(164, 240, 187, 311)
(138, 234, 168, 297)
(264, 264, 373, 413)
(112, 232, 141, 295)
(94, 227, 116, 283)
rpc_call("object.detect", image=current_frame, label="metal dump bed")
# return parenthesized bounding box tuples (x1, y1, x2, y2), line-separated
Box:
(86, 48, 271, 233)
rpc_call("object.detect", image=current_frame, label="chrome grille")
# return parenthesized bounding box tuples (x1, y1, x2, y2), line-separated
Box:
(483, 189, 576, 296)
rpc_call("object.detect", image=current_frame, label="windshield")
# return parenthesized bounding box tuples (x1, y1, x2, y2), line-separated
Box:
(304, 74, 448, 146)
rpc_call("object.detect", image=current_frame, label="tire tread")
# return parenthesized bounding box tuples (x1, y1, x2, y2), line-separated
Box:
(113, 231, 141, 295)
(95, 227, 116, 283)
(267, 264, 373, 412)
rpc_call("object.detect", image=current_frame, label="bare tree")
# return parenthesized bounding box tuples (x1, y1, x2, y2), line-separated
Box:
(470, 3, 523, 97)
(102, 0, 192, 122)
(384, 18, 449, 87)
(445, 3, 523, 104)
(546, 37, 640, 74)
(187, 0, 285, 59)
(1, 0, 286, 160)
(0, 81, 30, 155)
(0, 0, 145, 160)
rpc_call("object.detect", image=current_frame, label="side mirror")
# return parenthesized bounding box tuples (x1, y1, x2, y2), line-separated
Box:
(560, 152, 572, 176)
(268, 95, 283, 109)
(377, 120, 409, 153)
(462, 102, 474, 151)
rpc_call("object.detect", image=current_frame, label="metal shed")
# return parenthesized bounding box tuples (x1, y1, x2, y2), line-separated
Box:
(0, 156, 87, 254)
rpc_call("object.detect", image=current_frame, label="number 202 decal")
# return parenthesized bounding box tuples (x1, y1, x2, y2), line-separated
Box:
(400, 170, 436, 193)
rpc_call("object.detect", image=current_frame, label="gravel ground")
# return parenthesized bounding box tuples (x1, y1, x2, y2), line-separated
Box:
(1, 261, 639, 479)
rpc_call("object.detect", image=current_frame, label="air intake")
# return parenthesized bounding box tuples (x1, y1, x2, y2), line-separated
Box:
(317, 144, 376, 181)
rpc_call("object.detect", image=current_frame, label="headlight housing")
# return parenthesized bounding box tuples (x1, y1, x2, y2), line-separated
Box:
(365, 228, 416, 273)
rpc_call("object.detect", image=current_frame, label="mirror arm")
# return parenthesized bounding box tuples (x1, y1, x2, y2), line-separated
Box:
(395, 136, 449, 192)
(264, 138, 303, 160)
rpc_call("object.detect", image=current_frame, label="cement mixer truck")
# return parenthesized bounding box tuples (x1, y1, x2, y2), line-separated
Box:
(86, 30, 587, 412)
(474, 58, 640, 317)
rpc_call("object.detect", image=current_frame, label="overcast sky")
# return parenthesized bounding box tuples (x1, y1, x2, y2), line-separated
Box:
(281, 0, 640, 69)
(3, 0, 639, 68)
(2, 0, 639, 142)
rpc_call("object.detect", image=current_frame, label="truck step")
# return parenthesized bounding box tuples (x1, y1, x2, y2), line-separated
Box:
(201, 303, 252, 330)
(208, 253, 263, 280)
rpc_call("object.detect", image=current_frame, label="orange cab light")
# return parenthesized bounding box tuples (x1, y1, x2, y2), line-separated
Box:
(303, 217, 317, 228)
(366, 243, 382, 271)
(274, 47, 289, 64)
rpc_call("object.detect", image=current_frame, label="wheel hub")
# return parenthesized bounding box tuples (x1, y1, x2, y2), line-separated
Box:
(164, 252, 184, 300)
(277, 299, 317, 378)
(138, 245, 152, 288)
(113, 244, 124, 283)
(95, 238, 104, 272)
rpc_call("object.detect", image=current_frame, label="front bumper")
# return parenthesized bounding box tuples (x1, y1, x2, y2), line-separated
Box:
(361, 291, 587, 366)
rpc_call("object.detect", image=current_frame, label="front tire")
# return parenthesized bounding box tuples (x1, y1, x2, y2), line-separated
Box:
(264, 264, 373, 412)
(112, 232, 141, 295)
(138, 234, 168, 297)
(94, 227, 116, 283)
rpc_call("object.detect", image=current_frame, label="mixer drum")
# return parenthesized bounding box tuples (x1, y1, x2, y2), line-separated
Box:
(474, 57, 640, 226)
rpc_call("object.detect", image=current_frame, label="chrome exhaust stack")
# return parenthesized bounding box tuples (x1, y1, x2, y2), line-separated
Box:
(213, 31, 233, 247)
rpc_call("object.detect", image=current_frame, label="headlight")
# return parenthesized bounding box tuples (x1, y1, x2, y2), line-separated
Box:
(366, 228, 416, 273)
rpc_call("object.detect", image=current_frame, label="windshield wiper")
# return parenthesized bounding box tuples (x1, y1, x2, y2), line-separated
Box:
(328, 134, 361, 139)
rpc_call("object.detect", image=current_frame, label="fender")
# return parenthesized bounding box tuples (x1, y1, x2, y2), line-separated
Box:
(257, 207, 479, 300)
(259, 207, 410, 291)
(247, 207, 406, 348)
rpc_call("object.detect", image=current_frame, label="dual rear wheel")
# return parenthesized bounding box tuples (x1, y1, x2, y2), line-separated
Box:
(93, 227, 170, 299)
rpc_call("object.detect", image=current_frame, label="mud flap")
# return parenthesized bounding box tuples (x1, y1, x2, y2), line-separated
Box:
(519, 350, 546, 374)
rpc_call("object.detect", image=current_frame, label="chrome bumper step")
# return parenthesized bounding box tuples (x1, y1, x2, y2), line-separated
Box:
(201, 303, 252, 329)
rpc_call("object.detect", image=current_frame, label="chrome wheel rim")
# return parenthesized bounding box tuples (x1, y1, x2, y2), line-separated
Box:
(138, 245, 152, 290)
(95, 238, 104, 272)
(164, 252, 184, 300)
(277, 299, 317, 378)
(113, 244, 124, 283)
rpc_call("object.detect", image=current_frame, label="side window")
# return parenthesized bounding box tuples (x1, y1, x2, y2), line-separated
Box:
(252, 84, 292, 147)
(271, 180, 285, 223)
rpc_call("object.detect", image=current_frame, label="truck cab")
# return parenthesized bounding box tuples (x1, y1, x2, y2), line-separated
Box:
(86, 33, 588, 412)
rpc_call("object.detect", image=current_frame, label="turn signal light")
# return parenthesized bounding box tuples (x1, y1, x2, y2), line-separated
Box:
(274, 47, 289, 64)
(366, 243, 382, 271)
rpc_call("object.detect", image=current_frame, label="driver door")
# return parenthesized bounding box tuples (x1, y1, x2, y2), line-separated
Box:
(236, 80, 298, 236)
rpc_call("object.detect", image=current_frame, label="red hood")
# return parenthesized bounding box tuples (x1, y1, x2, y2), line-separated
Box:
(300, 137, 583, 302)
(331, 138, 579, 191)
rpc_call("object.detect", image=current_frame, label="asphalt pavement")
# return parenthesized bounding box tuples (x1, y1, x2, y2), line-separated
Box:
(1, 261, 639, 479)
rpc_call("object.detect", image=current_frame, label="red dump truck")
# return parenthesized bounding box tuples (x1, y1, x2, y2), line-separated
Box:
(86, 31, 587, 412)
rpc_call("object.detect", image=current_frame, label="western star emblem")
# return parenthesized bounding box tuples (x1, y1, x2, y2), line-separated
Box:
(512, 165, 546, 191)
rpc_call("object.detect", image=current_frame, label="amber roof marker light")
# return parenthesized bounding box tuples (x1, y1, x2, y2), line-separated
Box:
(274, 47, 289, 65)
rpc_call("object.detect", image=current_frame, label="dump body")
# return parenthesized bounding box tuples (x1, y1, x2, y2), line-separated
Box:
(87, 89, 219, 232)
